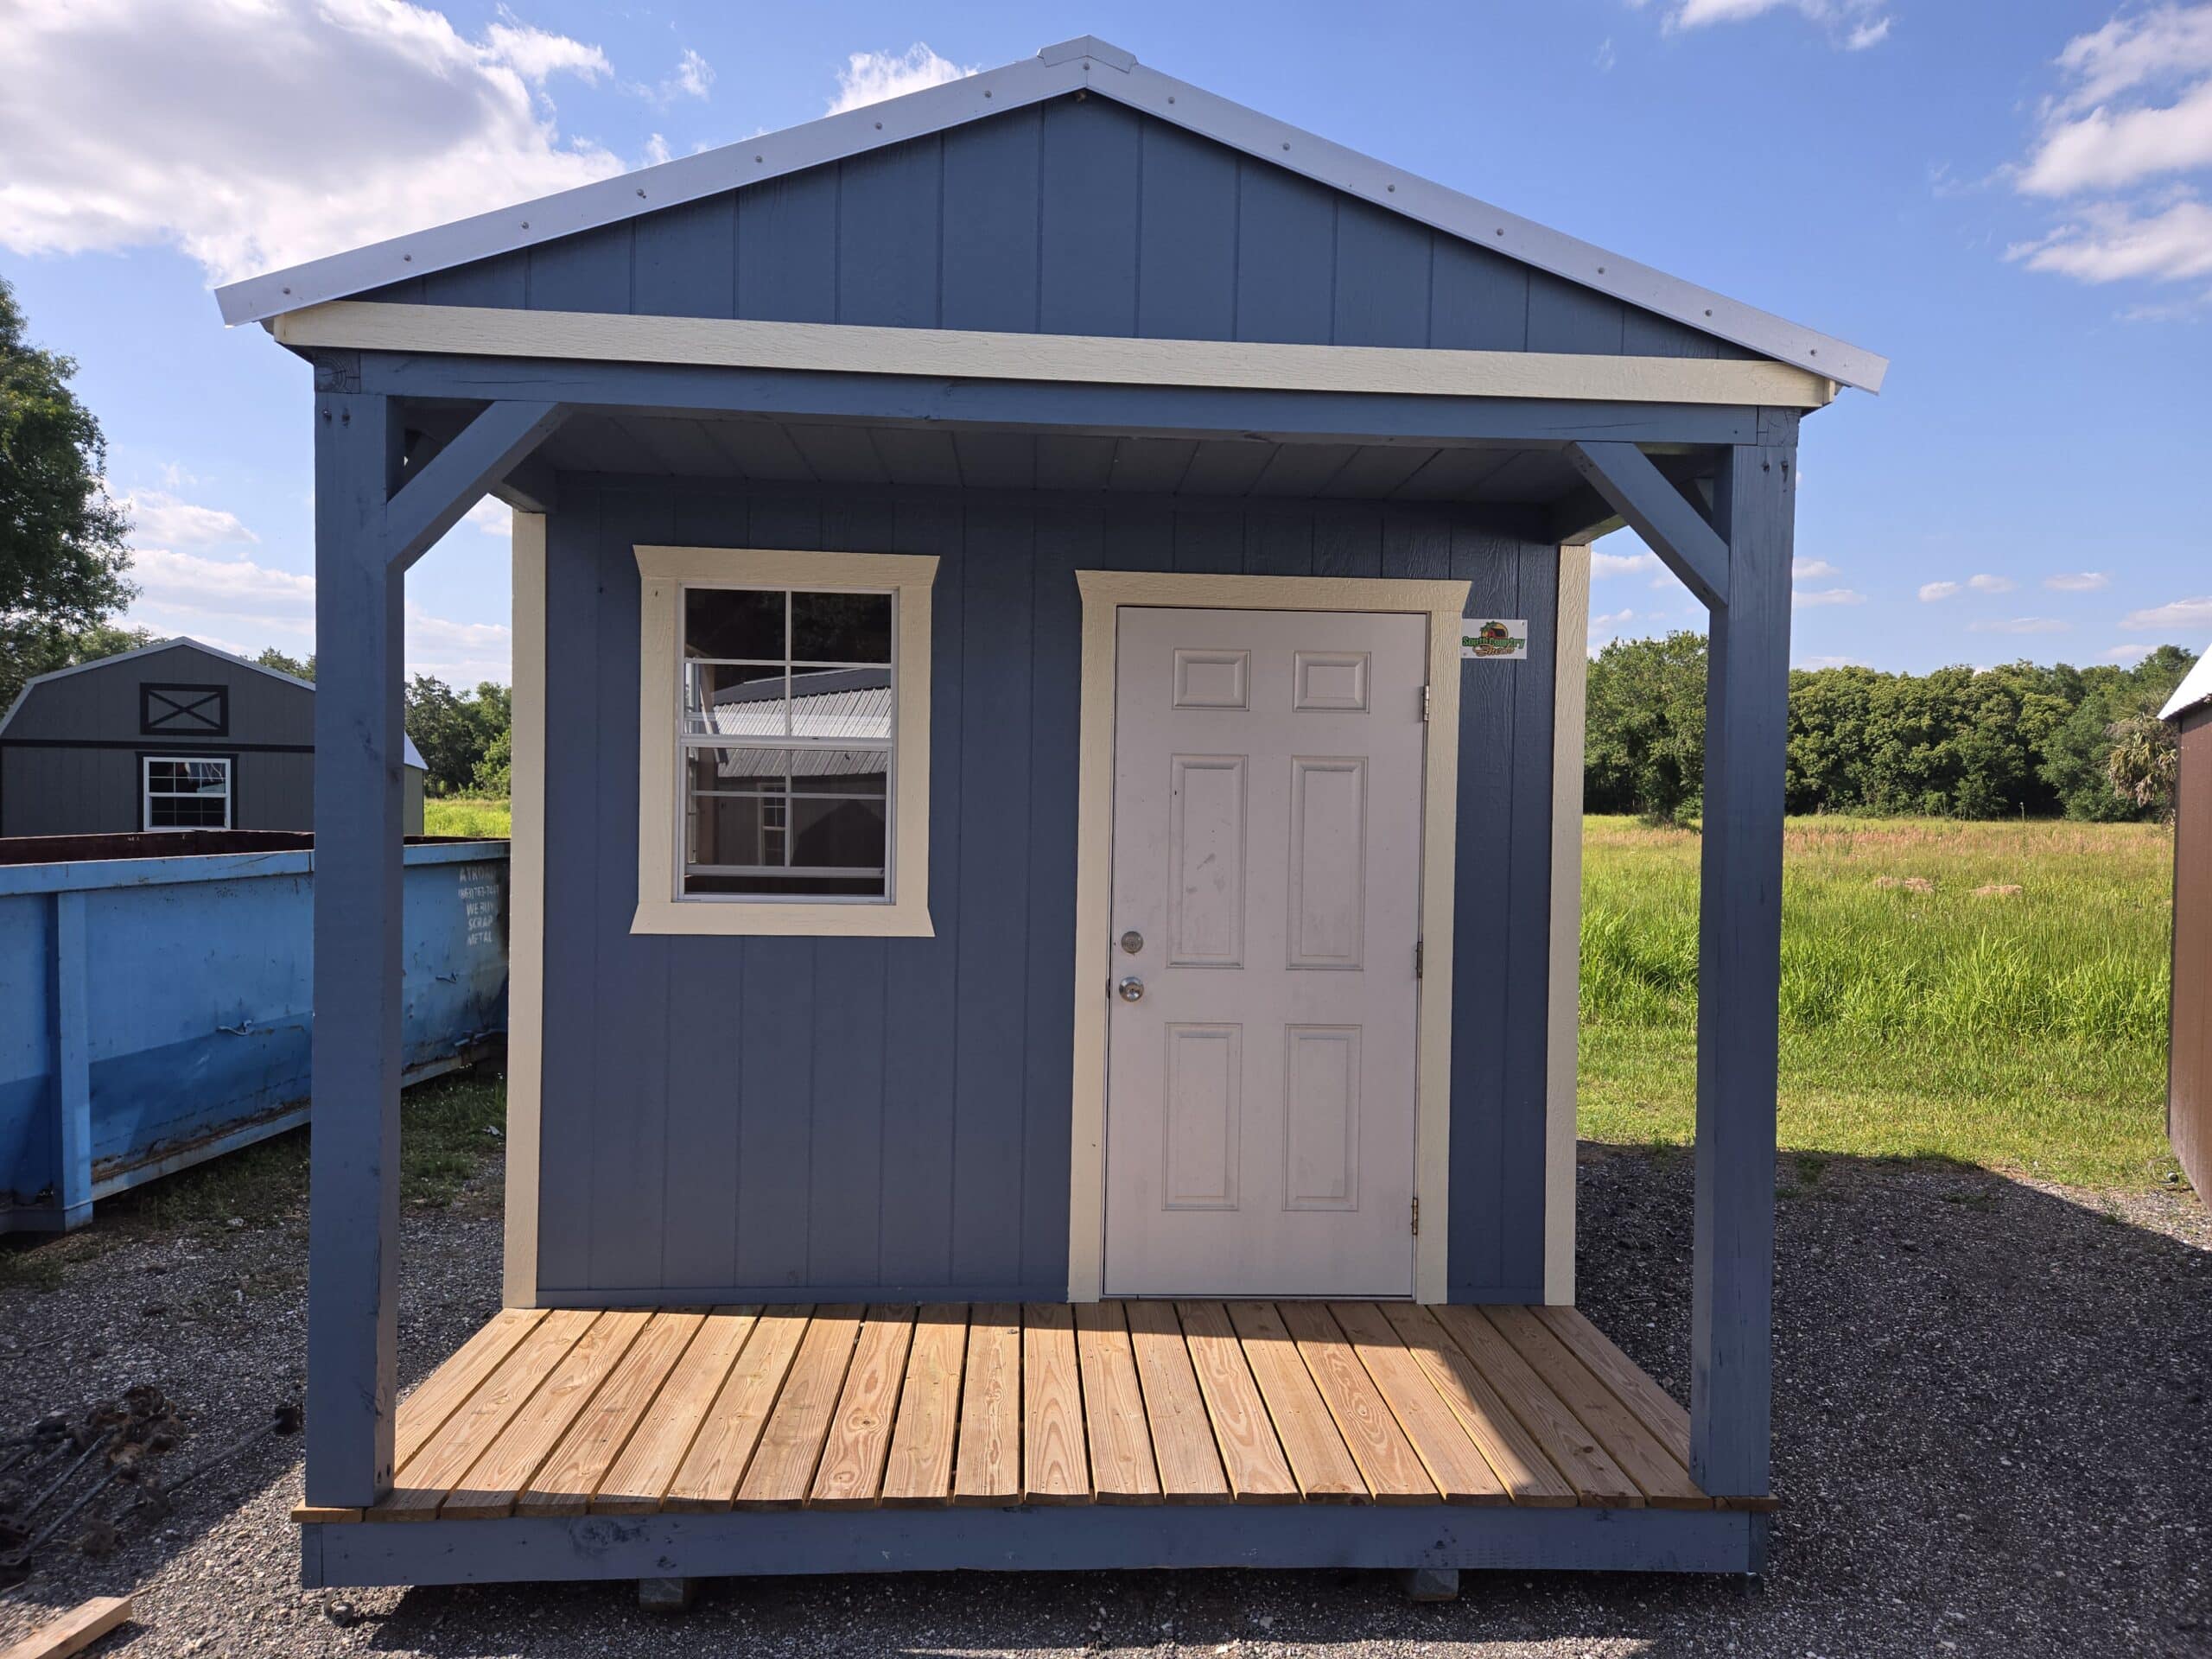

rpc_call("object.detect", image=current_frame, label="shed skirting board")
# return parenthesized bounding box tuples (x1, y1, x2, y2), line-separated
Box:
(272, 302, 1838, 410)
(1065, 570, 1471, 1306)
(1545, 547, 1591, 1304)
(502, 512, 547, 1309)
(302, 1508, 1765, 1586)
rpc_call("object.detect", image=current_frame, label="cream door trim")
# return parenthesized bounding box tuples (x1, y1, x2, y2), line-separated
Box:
(1067, 570, 1471, 1305)
(1545, 547, 1592, 1305)
(502, 512, 548, 1307)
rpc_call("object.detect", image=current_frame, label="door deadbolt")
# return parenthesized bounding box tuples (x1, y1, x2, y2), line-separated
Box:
(1116, 976, 1146, 1003)
(1120, 930, 1144, 955)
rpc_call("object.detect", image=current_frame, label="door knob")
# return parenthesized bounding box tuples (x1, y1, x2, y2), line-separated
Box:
(1117, 976, 1146, 1003)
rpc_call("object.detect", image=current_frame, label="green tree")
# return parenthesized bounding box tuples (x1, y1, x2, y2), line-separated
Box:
(404, 674, 512, 797)
(0, 276, 136, 709)
(254, 646, 315, 680)
(2038, 645, 2196, 822)
(1584, 631, 1707, 824)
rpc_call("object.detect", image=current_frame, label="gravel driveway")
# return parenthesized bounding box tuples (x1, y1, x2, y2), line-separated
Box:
(1, 1134, 2203, 1658)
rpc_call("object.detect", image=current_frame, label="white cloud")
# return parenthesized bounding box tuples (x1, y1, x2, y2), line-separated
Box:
(128, 548, 315, 620)
(2008, 198, 2212, 283)
(1796, 653, 1866, 669)
(2101, 643, 2155, 663)
(667, 47, 715, 101)
(1918, 580, 1962, 601)
(2021, 81, 2212, 196)
(2120, 594, 2212, 631)
(829, 42, 977, 114)
(1592, 550, 1658, 578)
(1967, 572, 2016, 594)
(2044, 571, 2110, 591)
(1793, 587, 1866, 608)
(2050, 5, 2212, 114)
(117, 489, 257, 547)
(1793, 557, 1841, 580)
(1661, 0, 1892, 49)
(0, 0, 632, 284)
(1968, 616, 2071, 634)
(404, 602, 512, 684)
(1595, 35, 1618, 72)
(463, 496, 514, 537)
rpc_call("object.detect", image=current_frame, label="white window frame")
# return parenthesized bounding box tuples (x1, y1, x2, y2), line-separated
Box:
(142, 753, 232, 831)
(632, 545, 938, 938)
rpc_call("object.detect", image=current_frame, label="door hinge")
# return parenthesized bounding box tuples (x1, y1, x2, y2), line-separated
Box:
(1410, 1196, 1421, 1236)
(1414, 938, 1424, 980)
(1421, 684, 1432, 723)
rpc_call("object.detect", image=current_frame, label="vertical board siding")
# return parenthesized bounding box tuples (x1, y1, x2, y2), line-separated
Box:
(536, 478, 1555, 1301)
(370, 104, 1746, 361)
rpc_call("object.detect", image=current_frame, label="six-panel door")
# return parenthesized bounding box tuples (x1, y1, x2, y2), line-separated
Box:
(1103, 606, 1427, 1297)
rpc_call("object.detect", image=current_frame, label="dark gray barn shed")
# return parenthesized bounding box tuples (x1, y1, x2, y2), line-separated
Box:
(217, 36, 1885, 1590)
(2164, 653, 2211, 1200)
(0, 637, 425, 838)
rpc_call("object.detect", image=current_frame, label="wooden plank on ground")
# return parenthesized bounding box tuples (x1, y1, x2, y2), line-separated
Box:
(393, 1306, 547, 1470)
(1485, 1305, 1708, 1509)
(0, 1596, 132, 1659)
(1429, 1305, 1643, 1506)
(1175, 1301, 1297, 1503)
(1223, 1301, 1363, 1501)
(881, 1304, 969, 1506)
(377, 1306, 597, 1518)
(734, 1305, 864, 1509)
(810, 1305, 918, 1508)
(440, 1309, 655, 1517)
(1276, 1301, 1435, 1503)
(516, 1310, 706, 1516)
(1124, 1301, 1229, 1503)
(1535, 1306, 1694, 1469)
(1021, 1303, 1090, 1503)
(594, 1305, 760, 1515)
(1380, 1302, 1577, 1508)
(1073, 1302, 1160, 1503)
(952, 1303, 1020, 1506)
(661, 1306, 810, 1512)
(1328, 1301, 1509, 1505)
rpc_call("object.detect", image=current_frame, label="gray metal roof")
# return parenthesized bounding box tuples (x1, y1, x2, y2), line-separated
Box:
(213, 35, 1887, 393)
(2162, 648, 2212, 722)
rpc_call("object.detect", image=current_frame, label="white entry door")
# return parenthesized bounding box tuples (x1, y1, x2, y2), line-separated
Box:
(1103, 605, 1428, 1298)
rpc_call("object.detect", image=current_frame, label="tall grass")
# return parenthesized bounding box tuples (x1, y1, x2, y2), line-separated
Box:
(423, 797, 512, 838)
(1578, 817, 2178, 1185)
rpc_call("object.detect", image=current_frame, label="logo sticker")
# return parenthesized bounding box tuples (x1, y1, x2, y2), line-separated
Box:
(1460, 618, 1528, 660)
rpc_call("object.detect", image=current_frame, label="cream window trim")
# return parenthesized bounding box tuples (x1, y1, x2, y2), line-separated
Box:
(1065, 569, 1471, 1306)
(631, 544, 938, 938)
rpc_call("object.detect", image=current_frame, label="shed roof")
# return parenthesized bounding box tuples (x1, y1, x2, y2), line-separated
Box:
(213, 35, 1886, 393)
(0, 636, 428, 770)
(2162, 649, 2212, 722)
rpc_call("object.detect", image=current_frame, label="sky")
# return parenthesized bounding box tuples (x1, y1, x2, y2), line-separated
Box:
(3, 0, 2209, 685)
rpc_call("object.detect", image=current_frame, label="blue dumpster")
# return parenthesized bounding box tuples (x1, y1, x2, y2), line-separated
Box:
(0, 835, 508, 1232)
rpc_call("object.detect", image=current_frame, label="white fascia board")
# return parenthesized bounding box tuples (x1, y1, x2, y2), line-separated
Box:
(2161, 649, 2212, 722)
(214, 35, 1888, 394)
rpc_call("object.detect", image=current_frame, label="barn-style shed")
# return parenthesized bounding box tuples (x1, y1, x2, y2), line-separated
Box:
(217, 37, 1884, 1591)
(2165, 653, 2211, 1200)
(0, 637, 426, 837)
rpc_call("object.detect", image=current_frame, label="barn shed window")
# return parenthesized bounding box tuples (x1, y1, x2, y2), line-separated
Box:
(143, 756, 232, 830)
(631, 546, 938, 938)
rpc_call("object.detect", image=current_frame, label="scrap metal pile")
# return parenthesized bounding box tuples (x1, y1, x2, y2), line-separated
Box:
(0, 1390, 299, 1584)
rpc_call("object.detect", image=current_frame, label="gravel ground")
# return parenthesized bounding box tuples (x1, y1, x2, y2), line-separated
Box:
(0, 1138, 2203, 1658)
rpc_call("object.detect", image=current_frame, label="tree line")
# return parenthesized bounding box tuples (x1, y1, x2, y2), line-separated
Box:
(1586, 631, 2198, 824)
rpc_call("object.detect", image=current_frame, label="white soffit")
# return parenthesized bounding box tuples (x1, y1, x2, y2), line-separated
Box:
(213, 34, 1888, 394)
(2162, 648, 2212, 722)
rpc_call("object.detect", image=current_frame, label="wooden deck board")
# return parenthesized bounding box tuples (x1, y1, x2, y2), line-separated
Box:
(810, 1306, 918, 1509)
(594, 1306, 760, 1515)
(1021, 1303, 1090, 1504)
(1328, 1301, 1510, 1506)
(1124, 1301, 1230, 1503)
(333, 1301, 1708, 1523)
(880, 1304, 969, 1507)
(952, 1304, 1021, 1506)
(1073, 1301, 1160, 1503)
(1224, 1302, 1364, 1501)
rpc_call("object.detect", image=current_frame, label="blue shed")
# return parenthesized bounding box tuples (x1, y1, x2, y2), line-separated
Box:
(217, 37, 1884, 1592)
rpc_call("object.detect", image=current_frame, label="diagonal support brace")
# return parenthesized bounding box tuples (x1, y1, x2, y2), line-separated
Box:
(385, 400, 568, 572)
(1563, 441, 1730, 612)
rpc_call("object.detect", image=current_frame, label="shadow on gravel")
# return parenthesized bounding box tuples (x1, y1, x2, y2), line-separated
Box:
(316, 1147, 2208, 1659)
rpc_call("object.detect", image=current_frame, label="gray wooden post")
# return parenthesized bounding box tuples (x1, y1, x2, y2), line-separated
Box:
(305, 388, 407, 1509)
(1688, 412, 1797, 1499)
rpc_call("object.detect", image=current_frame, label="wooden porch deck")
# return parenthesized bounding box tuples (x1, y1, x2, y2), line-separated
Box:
(302, 1301, 1732, 1522)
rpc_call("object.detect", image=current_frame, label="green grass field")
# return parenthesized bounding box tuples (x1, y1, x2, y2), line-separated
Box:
(1579, 815, 2178, 1187)
(423, 797, 513, 837)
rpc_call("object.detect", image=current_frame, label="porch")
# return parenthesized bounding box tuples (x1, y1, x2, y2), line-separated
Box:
(295, 1300, 1766, 1585)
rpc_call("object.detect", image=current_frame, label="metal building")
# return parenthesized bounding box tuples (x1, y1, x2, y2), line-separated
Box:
(215, 36, 1884, 1590)
(2164, 653, 2212, 1200)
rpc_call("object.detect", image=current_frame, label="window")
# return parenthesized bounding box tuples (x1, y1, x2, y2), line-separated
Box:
(143, 756, 232, 830)
(632, 546, 938, 937)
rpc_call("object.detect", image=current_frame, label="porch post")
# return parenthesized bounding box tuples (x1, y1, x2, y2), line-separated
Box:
(305, 388, 407, 1508)
(1688, 410, 1796, 1499)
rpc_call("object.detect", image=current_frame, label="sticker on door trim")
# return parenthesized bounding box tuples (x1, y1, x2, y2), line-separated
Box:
(1461, 618, 1528, 660)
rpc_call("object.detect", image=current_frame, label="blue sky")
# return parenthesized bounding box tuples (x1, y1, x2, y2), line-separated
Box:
(4, 0, 2209, 683)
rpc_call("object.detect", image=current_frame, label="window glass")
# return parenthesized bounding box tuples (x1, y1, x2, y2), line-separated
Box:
(679, 588, 893, 900)
(145, 756, 231, 830)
